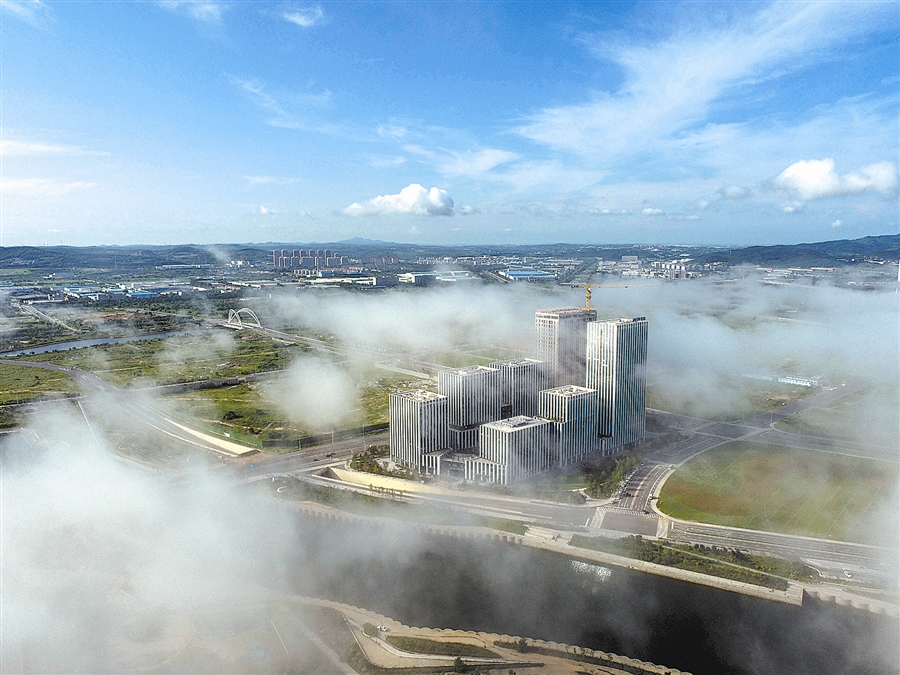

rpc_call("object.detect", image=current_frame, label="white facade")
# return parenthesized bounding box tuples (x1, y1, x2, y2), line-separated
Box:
(490, 358, 546, 417)
(473, 415, 553, 485)
(438, 365, 501, 448)
(389, 390, 450, 472)
(535, 308, 597, 386)
(539, 385, 599, 466)
(586, 317, 648, 451)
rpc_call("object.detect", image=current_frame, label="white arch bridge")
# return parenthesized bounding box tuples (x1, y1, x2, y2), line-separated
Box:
(225, 308, 262, 329)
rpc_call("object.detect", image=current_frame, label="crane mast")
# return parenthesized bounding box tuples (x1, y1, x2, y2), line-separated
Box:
(570, 283, 654, 310)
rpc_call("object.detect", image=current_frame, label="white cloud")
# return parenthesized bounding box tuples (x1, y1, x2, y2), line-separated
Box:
(1, 178, 96, 196)
(719, 185, 748, 200)
(642, 208, 665, 216)
(0, 140, 108, 157)
(515, 3, 893, 161)
(344, 183, 456, 217)
(377, 123, 408, 139)
(697, 200, 709, 209)
(403, 145, 519, 178)
(367, 155, 407, 168)
(774, 158, 898, 200)
(436, 148, 519, 178)
(782, 201, 804, 214)
(243, 175, 298, 185)
(0, 0, 51, 25)
(831, 219, 843, 228)
(282, 5, 324, 27)
(159, 0, 223, 23)
(231, 77, 335, 132)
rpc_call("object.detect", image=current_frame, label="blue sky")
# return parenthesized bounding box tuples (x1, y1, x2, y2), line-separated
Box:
(1, 1, 897, 246)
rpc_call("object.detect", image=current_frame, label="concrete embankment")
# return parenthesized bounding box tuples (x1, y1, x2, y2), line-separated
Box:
(272, 497, 898, 617)
(292, 595, 692, 675)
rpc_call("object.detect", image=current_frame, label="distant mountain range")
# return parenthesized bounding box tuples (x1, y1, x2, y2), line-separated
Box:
(693, 234, 899, 267)
(0, 234, 897, 271)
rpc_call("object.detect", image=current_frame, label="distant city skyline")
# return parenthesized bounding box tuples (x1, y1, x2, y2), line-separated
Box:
(1, 1, 897, 247)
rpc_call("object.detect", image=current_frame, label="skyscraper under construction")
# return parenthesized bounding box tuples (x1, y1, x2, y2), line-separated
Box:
(534, 307, 597, 387)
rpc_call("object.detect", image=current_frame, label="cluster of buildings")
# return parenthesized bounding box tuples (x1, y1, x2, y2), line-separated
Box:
(397, 271, 479, 285)
(389, 307, 648, 485)
(4, 281, 193, 304)
(272, 248, 347, 270)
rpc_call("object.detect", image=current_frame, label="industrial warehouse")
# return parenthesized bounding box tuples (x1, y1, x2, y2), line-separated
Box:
(389, 308, 648, 485)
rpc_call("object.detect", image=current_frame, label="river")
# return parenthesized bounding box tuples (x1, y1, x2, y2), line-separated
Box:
(0, 329, 212, 359)
(292, 519, 898, 675)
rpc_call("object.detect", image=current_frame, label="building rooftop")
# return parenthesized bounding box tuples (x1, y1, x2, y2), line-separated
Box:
(593, 316, 647, 324)
(536, 307, 597, 316)
(393, 389, 446, 402)
(542, 385, 597, 397)
(484, 415, 551, 431)
(443, 365, 500, 376)
(490, 358, 544, 368)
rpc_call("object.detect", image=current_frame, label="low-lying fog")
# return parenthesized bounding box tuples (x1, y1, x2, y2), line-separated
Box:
(2, 273, 898, 674)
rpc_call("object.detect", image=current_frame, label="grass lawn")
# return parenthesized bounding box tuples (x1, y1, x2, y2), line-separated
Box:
(775, 386, 899, 448)
(0, 362, 80, 404)
(647, 380, 813, 422)
(384, 636, 498, 658)
(163, 383, 312, 443)
(12, 331, 303, 387)
(658, 441, 899, 545)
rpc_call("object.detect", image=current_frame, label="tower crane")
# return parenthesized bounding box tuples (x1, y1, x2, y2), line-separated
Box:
(571, 283, 654, 310)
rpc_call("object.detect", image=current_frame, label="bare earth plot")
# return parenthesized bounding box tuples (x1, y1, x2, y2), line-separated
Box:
(658, 441, 899, 545)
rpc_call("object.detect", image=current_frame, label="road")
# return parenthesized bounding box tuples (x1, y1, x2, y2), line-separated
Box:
(6, 356, 896, 587)
(598, 384, 899, 585)
(665, 521, 893, 585)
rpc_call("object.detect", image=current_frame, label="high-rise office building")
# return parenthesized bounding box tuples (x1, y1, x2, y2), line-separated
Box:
(539, 385, 599, 466)
(438, 365, 501, 449)
(389, 389, 450, 472)
(586, 317, 648, 451)
(535, 308, 597, 386)
(468, 415, 553, 485)
(490, 358, 546, 418)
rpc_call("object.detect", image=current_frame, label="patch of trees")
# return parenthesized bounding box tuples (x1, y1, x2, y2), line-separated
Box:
(580, 455, 640, 498)
(569, 534, 793, 590)
(385, 636, 498, 658)
(350, 445, 411, 479)
(493, 639, 662, 675)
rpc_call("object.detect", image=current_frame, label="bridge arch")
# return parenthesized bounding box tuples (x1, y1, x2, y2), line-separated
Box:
(226, 308, 262, 329)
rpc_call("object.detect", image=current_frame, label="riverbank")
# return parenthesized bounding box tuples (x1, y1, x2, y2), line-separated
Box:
(294, 595, 691, 675)
(274, 495, 899, 617)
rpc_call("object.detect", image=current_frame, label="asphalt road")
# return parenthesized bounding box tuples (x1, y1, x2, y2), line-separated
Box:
(605, 385, 899, 584)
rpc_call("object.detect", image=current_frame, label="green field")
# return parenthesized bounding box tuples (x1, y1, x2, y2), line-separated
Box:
(775, 386, 899, 448)
(0, 363, 80, 405)
(658, 442, 899, 545)
(647, 380, 813, 422)
(162, 366, 428, 444)
(13, 331, 303, 388)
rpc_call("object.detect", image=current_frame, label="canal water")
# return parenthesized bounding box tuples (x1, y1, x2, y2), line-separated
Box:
(0, 329, 211, 359)
(291, 520, 898, 675)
